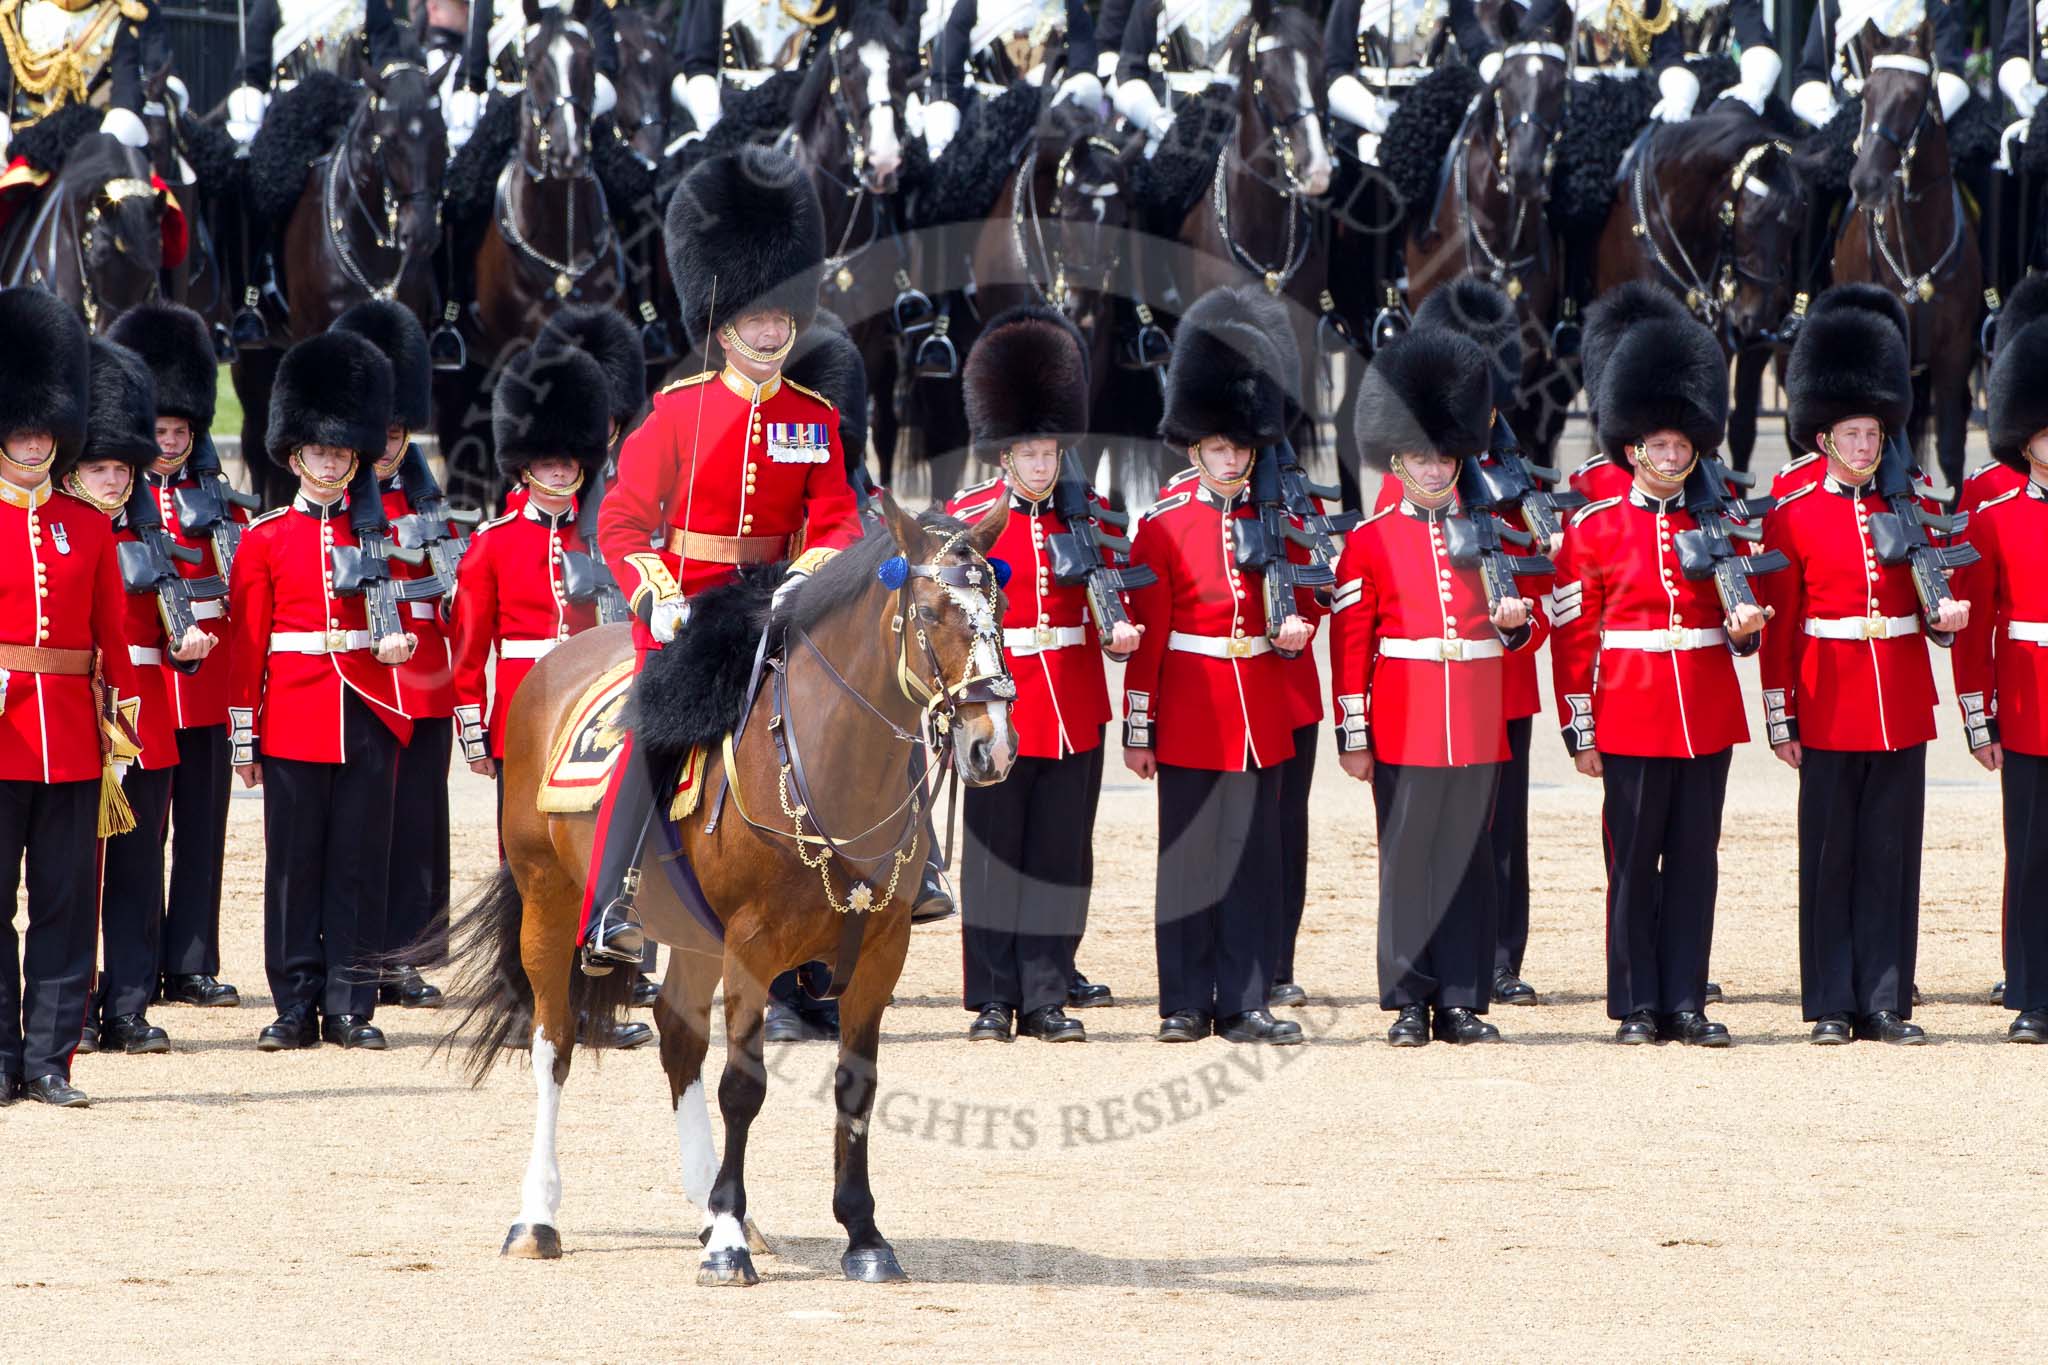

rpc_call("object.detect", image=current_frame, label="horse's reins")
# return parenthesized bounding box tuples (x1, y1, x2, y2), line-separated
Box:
(500, 35, 611, 300)
(1631, 139, 1794, 332)
(325, 68, 438, 299)
(1855, 54, 1963, 311)
(70, 175, 163, 329)
(1211, 24, 1317, 294)
(1454, 42, 1564, 302)
(1011, 134, 1123, 310)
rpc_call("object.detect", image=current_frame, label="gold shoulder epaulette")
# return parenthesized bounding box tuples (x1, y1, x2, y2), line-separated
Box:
(1571, 495, 1621, 525)
(1142, 490, 1192, 521)
(659, 370, 716, 394)
(1979, 487, 2023, 513)
(782, 377, 836, 410)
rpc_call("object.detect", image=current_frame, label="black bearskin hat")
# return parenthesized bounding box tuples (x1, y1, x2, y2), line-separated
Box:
(665, 146, 825, 350)
(332, 297, 431, 431)
(1353, 329, 1493, 471)
(1995, 273, 2048, 352)
(535, 304, 646, 433)
(1806, 280, 1908, 350)
(1413, 278, 1522, 407)
(265, 330, 393, 466)
(493, 345, 612, 478)
(1786, 284, 1912, 450)
(964, 305, 1089, 452)
(107, 301, 216, 430)
(0, 286, 91, 467)
(785, 310, 869, 469)
(1580, 282, 1692, 427)
(62, 339, 159, 480)
(1989, 320, 2048, 470)
(1596, 313, 1728, 460)
(1160, 288, 1292, 449)
(1189, 285, 1302, 421)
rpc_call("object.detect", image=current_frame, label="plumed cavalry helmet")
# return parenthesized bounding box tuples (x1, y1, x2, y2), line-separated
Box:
(1160, 287, 1293, 450)
(0, 286, 91, 468)
(964, 304, 1089, 456)
(65, 339, 161, 483)
(1352, 328, 1493, 472)
(1785, 283, 1913, 452)
(265, 330, 394, 466)
(332, 297, 432, 433)
(107, 301, 216, 432)
(493, 345, 613, 480)
(665, 146, 826, 353)
(535, 304, 647, 437)
(1988, 275, 2048, 471)
(1596, 310, 1728, 462)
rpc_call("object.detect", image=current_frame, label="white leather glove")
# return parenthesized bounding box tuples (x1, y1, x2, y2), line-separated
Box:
(1096, 51, 1118, 82)
(1478, 51, 1503, 85)
(1053, 71, 1102, 109)
(2002, 57, 2045, 120)
(1649, 65, 1700, 123)
(1113, 78, 1175, 151)
(924, 99, 961, 157)
(676, 72, 722, 132)
(593, 72, 616, 120)
(649, 596, 691, 644)
(1936, 71, 1971, 124)
(101, 107, 148, 148)
(225, 84, 267, 143)
(165, 74, 189, 116)
(444, 87, 480, 151)
(1790, 79, 1839, 130)
(1716, 45, 1782, 116)
(771, 571, 808, 614)
(0, 119, 11, 161)
(1328, 74, 1390, 134)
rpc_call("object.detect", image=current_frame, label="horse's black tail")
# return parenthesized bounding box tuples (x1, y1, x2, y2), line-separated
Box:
(436, 866, 637, 1085)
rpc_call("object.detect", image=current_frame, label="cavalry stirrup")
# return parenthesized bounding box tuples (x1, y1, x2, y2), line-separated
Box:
(580, 873, 647, 977)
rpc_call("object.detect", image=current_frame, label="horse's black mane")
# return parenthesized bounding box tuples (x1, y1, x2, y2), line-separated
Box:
(1651, 110, 1793, 178)
(784, 509, 967, 634)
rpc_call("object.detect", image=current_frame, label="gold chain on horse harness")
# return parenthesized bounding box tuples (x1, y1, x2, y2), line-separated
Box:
(1453, 135, 1537, 300)
(1011, 136, 1123, 309)
(497, 162, 610, 298)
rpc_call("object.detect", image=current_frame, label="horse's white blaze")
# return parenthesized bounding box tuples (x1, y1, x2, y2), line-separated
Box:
(986, 699, 1015, 769)
(551, 35, 579, 151)
(1292, 52, 1331, 192)
(706, 1212, 749, 1253)
(518, 1033, 564, 1228)
(859, 42, 900, 174)
(673, 1078, 718, 1228)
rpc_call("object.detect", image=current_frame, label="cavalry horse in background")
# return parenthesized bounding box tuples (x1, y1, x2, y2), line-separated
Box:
(783, 7, 916, 495)
(1404, 6, 1571, 461)
(605, 0, 681, 367)
(441, 495, 1017, 1286)
(1829, 19, 1981, 497)
(1596, 109, 1809, 473)
(0, 123, 167, 335)
(140, 62, 233, 353)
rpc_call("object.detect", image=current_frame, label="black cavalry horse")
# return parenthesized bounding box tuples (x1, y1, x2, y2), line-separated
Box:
(0, 119, 167, 336)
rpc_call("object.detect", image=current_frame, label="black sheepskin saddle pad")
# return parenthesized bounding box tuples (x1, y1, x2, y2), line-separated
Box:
(627, 563, 783, 766)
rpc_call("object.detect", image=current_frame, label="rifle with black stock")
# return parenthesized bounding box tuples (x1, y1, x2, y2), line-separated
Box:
(559, 465, 631, 625)
(1865, 433, 1979, 645)
(331, 463, 439, 647)
(1445, 453, 1556, 641)
(386, 445, 478, 608)
(1272, 435, 1360, 564)
(1042, 447, 1156, 640)
(1672, 450, 1790, 622)
(118, 481, 227, 674)
(1466, 411, 1587, 550)
(1230, 443, 1339, 658)
(168, 432, 262, 579)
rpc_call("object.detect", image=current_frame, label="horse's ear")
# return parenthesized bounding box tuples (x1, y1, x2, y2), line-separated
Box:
(965, 496, 1009, 559)
(879, 487, 921, 554)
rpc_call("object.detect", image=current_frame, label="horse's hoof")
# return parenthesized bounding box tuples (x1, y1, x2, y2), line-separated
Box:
(745, 1219, 772, 1256)
(841, 1246, 908, 1283)
(697, 1247, 760, 1287)
(501, 1223, 562, 1260)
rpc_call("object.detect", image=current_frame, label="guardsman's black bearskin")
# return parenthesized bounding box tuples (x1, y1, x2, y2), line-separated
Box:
(1160, 288, 1291, 450)
(492, 347, 613, 480)
(1785, 284, 1913, 452)
(1579, 282, 1692, 429)
(665, 146, 825, 349)
(1597, 313, 1729, 461)
(1803, 281, 1908, 348)
(0, 285, 92, 466)
(1995, 273, 2048, 352)
(64, 339, 160, 479)
(332, 297, 431, 432)
(1353, 329, 1493, 472)
(964, 305, 1089, 453)
(265, 330, 394, 466)
(1414, 278, 1522, 408)
(535, 304, 647, 434)
(107, 301, 217, 430)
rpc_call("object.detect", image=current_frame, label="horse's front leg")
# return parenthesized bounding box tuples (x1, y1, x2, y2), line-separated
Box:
(700, 952, 771, 1287)
(833, 917, 910, 1282)
(1728, 347, 1765, 476)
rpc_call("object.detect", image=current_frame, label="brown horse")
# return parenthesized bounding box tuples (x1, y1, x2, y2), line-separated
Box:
(0, 129, 165, 335)
(443, 494, 1017, 1284)
(1405, 16, 1570, 460)
(1595, 109, 1809, 472)
(1829, 19, 1981, 495)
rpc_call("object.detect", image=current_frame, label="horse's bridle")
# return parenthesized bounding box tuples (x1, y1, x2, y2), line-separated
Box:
(327, 65, 442, 297)
(1012, 134, 1124, 310)
(1632, 139, 1796, 341)
(520, 23, 597, 181)
(824, 33, 901, 195)
(1854, 51, 1964, 310)
(1489, 42, 1566, 191)
(74, 176, 162, 329)
(1244, 22, 1316, 198)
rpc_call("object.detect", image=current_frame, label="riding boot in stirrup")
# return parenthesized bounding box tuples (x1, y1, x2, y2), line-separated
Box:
(581, 747, 660, 976)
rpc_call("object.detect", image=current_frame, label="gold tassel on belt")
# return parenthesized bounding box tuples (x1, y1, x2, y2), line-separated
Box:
(94, 673, 143, 838)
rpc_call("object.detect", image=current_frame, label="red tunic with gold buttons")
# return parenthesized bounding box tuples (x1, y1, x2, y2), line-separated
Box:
(1953, 481, 2048, 756)
(944, 476, 1115, 760)
(599, 367, 862, 648)
(1, 481, 141, 783)
(140, 468, 243, 730)
(1122, 483, 1316, 771)
(449, 500, 599, 759)
(112, 522, 180, 771)
(1548, 488, 1753, 758)
(1329, 497, 1546, 768)
(1373, 470, 1547, 725)
(1957, 460, 2027, 519)
(226, 496, 412, 764)
(1758, 477, 1941, 752)
(381, 472, 455, 720)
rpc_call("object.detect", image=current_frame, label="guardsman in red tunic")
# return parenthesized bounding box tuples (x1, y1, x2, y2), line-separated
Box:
(333, 299, 455, 1010)
(580, 147, 863, 972)
(1551, 309, 1765, 1047)
(1333, 329, 1544, 1047)
(229, 331, 416, 1052)
(1569, 283, 1692, 507)
(944, 307, 1140, 1045)
(1123, 297, 1312, 1047)
(451, 345, 609, 788)
(0, 287, 139, 1108)
(107, 302, 244, 1012)
(1760, 285, 1965, 1046)
(72, 339, 200, 1058)
(1955, 296, 2048, 1042)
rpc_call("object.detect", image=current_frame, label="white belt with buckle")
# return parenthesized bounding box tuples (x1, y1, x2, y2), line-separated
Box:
(190, 599, 225, 621)
(1168, 630, 1271, 659)
(1804, 614, 1919, 641)
(269, 630, 372, 654)
(2009, 621, 2048, 644)
(1601, 626, 1727, 653)
(1378, 636, 1504, 662)
(407, 601, 438, 620)
(499, 638, 561, 661)
(128, 645, 164, 666)
(1003, 625, 1086, 656)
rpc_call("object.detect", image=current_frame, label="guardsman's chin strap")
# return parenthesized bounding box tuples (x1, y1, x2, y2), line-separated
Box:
(64, 470, 132, 514)
(1191, 442, 1251, 499)
(292, 449, 359, 497)
(1001, 449, 1057, 502)
(1632, 440, 1698, 488)
(1391, 453, 1455, 508)
(523, 466, 586, 498)
(718, 320, 796, 369)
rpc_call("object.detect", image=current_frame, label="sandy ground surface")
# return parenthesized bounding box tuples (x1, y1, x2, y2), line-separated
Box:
(11, 425, 2048, 1359)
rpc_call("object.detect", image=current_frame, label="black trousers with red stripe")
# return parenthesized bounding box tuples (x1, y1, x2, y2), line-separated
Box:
(1272, 721, 1318, 986)
(386, 716, 452, 965)
(100, 764, 175, 1019)
(1371, 759, 1499, 1011)
(960, 743, 1103, 1014)
(1493, 717, 1533, 980)
(0, 777, 98, 1082)
(161, 722, 231, 978)
(1598, 748, 1731, 1020)
(1155, 762, 1282, 1019)
(1797, 743, 1925, 1020)
(2000, 750, 2048, 1014)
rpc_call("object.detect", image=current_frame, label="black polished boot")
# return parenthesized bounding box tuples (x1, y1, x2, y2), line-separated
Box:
(911, 855, 955, 925)
(580, 743, 662, 976)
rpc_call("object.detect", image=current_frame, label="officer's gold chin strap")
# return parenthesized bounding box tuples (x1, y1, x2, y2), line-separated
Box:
(1391, 453, 1456, 508)
(63, 468, 132, 514)
(1190, 442, 1251, 498)
(1001, 449, 1057, 501)
(152, 448, 190, 477)
(1631, 440, 1699, 488)
(719, 320, 796, 369)
(292, 450, 358, 497)
(522, 466, 586, 499)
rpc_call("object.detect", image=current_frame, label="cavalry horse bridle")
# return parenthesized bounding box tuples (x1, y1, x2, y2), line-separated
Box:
(1454, 42, 1565, 303)
(1853, 50, 1965, 313)
(67, 175, 163, 329)
(1010, 133, 1124, 310)
(779, 28, 909, 298)
(1630, 138, 1795, 344)
(1212, 20, 1316, 294)
(499, 23, 613, 299)
(326, 62, 441, 300)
